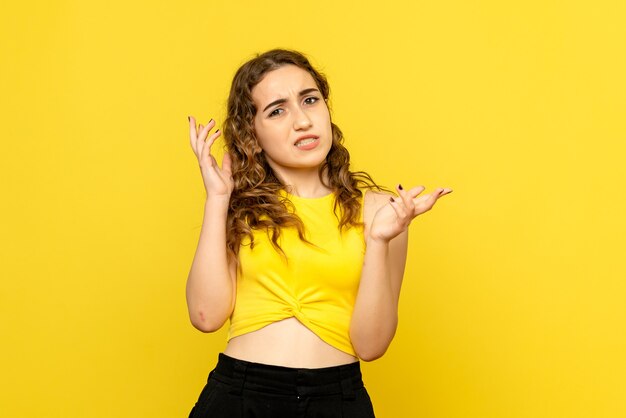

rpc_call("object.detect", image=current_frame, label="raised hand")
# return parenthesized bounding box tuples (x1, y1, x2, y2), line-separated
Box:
(369, 185, 453, 243)
(188, 116, 234, 199)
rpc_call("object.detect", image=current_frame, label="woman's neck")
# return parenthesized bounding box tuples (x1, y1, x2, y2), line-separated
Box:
(272, 166, 331, 198)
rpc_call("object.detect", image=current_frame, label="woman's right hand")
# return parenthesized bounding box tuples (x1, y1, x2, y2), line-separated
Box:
(188, 116, 234, 199)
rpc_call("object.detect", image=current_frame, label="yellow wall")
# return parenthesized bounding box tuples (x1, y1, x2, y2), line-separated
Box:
(1, 1, 625, 417)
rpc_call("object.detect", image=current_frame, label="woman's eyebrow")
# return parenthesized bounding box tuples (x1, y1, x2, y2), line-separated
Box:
(262, 88, 320, 112)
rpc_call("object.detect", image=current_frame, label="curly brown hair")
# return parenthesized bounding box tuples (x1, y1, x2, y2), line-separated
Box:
(223, 49, 385, 259)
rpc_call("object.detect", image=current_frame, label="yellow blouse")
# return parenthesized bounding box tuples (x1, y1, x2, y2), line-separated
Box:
(227, 190, 366, 356)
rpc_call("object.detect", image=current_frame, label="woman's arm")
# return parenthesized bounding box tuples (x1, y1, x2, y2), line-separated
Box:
(185, 116, 236, 332)
(350, 185, 452, 361)
(186, 197, 237, 332)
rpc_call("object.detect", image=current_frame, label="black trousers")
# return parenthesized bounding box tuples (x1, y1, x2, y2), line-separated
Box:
(189, 353, 376, 418)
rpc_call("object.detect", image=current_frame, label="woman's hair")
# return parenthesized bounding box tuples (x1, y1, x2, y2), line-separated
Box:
(223, 48, 384, 259)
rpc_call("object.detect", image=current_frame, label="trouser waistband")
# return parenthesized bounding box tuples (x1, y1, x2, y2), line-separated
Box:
(211, 353, 363, 400)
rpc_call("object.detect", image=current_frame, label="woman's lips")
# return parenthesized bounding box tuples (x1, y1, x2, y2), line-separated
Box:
(294, 136, 319, 150)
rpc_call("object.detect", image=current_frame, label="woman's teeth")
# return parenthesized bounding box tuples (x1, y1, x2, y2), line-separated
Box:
(295, 138, 316, 147)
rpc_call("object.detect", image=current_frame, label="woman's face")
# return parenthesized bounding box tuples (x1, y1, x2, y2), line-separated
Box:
(251, 64, 333, 177)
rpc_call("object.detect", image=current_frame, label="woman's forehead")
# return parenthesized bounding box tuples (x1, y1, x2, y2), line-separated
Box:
(252, 65, 318, 103)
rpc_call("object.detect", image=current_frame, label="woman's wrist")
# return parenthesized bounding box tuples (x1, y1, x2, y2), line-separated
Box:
(367, 234, 391, 246)
(204, 195, 230, 215)
(366, 235, 391, 249)
(205, 194, 230, 205)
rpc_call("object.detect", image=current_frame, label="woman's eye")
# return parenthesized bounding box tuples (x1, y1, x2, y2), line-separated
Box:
(269, 108, 283, 117)
(304, 96, 319, 105)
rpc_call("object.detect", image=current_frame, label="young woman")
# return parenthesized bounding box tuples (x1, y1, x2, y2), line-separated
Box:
(186, 49, 452, 418)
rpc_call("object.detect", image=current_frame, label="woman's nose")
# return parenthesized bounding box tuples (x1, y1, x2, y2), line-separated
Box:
(293, 107, 313, 130)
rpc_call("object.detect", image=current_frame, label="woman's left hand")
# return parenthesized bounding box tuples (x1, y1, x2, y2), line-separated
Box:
(369, 185, 453, 243)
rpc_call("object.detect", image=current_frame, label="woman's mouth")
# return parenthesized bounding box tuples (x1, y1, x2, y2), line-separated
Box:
(294, 136, 319, 150)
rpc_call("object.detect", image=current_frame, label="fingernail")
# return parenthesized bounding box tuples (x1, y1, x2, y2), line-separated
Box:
(187, 116, 190, 121)
(209, 118, 214, 124)
(216, 129, 220, 134)
(390, 197, 395, 203)
(398, 184, 403, 190)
